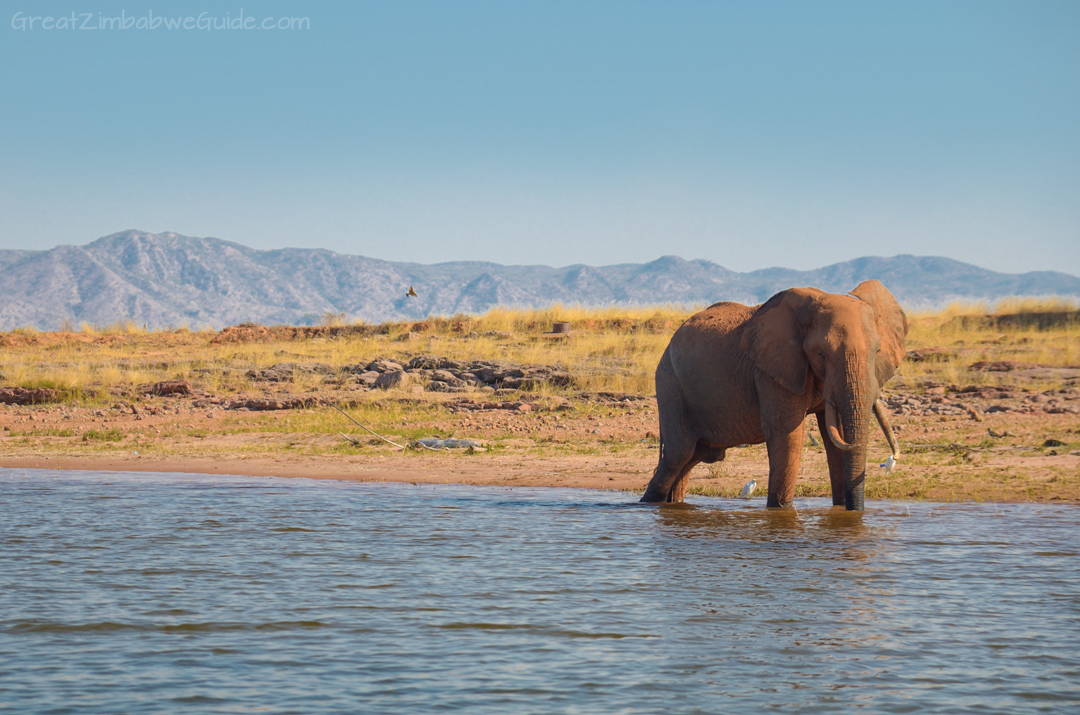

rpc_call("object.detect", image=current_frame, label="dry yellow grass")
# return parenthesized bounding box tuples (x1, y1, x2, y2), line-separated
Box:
(0, 299, 1077, 403)
(900, 298, 1079, 391)
(3, 300, 1078, 504)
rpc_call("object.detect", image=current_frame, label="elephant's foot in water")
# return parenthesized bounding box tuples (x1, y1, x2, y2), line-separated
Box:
(764, 425, 805, 508)
(639, 467, 674, 503)
(640, 461, 697, 503)
(766, 493, 792, 509)
(641, 443, 724, 503)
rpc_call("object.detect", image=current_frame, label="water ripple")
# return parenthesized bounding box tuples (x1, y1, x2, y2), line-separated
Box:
(1, 469, 1079, 714)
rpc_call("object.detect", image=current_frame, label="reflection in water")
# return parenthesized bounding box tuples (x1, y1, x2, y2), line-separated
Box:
(1, 470, 1078, 714)
(648, 502, 885, 661)
(653, 501, 870, 538)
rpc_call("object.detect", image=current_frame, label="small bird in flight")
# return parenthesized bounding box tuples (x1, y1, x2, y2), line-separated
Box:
(739, 479, 757, 499)
(406, 286, 418, 298)
(879, 455, 897, 474)
(988, 427, 1009, 438)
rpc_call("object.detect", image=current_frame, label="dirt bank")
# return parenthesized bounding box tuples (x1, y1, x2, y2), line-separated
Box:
(2, 389, 1077, 503)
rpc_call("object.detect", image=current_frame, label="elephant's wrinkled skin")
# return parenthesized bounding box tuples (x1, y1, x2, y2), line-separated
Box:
(640, 280, 907, 510)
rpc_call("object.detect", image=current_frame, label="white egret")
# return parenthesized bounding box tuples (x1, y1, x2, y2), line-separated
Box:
(879, 455, 897, 474)
(739, 479, 757, 498)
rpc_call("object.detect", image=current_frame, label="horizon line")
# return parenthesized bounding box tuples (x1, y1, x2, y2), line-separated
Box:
(20, 228, 1080, 280)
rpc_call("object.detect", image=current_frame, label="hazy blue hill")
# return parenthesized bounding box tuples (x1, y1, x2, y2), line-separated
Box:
(744, 255, 1080, 306)
(0, 230, 1076, 330)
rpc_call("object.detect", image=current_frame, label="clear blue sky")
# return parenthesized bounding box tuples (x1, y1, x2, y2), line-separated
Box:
(2, 0, 1077, 274)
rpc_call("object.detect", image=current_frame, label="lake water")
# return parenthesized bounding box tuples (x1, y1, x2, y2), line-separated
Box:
(1, 470, 1078, 714)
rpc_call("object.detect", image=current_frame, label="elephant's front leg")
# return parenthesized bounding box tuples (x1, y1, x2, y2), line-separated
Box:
(814, 411, 846, 506)
(763, 420, 806, 508)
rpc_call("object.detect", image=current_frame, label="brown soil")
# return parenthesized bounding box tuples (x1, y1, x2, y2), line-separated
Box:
(2, 389, 1078, 504)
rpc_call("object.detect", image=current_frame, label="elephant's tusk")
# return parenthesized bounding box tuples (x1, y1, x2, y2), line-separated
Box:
(873, 399, 901, 459)
(825, 401, 859, 452)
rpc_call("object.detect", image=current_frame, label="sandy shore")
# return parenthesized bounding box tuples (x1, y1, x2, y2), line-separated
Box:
(3, 424, 1078, 504)
(3, 386, 1079, 503)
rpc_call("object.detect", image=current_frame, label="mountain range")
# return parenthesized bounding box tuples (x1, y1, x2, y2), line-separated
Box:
(1, 230, 1077, 330)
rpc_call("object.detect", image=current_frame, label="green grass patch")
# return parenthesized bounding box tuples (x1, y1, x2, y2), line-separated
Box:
(7, 427, 76, 437)
(83, 428, 125, 442)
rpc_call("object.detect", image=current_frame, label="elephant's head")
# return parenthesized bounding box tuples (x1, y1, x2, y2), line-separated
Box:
(740, 280, 908, 509)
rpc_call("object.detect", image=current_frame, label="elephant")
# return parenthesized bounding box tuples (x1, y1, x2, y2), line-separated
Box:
(640, 280, 907, 511)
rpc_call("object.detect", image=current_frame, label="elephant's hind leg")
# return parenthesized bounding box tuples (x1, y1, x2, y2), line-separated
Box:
(642, 455, 695, 503)
(640, 430, 698, 503)
(665, 460, 699, 503)
(669, 444, 726, 502)
(643, 352, 705, 503)
(642, 440, 723, 503)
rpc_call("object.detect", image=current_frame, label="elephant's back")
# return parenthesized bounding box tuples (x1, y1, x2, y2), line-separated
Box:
(674, 302, 756, 345)
(665, 302, 756, 384)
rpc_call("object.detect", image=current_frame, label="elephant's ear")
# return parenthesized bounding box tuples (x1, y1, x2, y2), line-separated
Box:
(739, 288, 820, 395)
(850, 280, 908, 384)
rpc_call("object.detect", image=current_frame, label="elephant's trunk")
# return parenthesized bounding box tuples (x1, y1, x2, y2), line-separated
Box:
(873, 399, 901, 459)
(827, 361, 872, 511)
